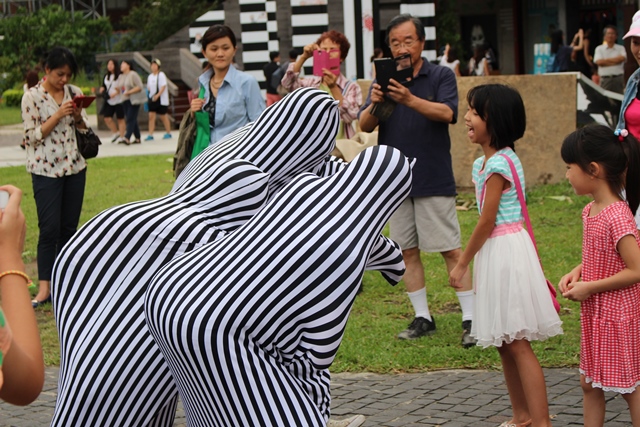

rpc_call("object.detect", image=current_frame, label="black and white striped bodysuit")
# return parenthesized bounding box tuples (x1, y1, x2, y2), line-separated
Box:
(50, 88, 403, 426)
(50, 88, 342, 426)
(51, 160, 270, 426)
(144, 146, 413, 426)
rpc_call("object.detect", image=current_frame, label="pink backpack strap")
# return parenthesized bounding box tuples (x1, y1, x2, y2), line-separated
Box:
(478, 153, 540, 258)
(499, 153, 541, 259)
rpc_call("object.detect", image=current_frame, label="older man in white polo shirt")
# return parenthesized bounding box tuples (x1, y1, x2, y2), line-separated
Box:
(594, 25, 627, 93)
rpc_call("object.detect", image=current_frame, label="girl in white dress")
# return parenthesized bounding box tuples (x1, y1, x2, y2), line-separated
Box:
(450, 84, 562, 427)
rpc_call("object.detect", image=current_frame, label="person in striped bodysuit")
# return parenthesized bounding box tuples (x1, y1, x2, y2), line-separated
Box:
(145, 145, 412, 426)
(51, 159, 270, 426)
(50, 88, 402, 426)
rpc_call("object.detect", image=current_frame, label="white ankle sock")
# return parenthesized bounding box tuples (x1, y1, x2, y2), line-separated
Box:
(456, 290, 474, 322)
(407, 287, 431, 321)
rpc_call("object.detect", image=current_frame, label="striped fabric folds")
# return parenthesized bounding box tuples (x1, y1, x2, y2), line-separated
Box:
(50, 88, 406, 427)
(50, 160, 270, 427)
(173, 87, 341, 201)
(145, 145, 413, 426)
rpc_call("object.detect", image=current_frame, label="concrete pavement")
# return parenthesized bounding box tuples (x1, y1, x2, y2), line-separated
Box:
(0, 115, 177, 168)
(0, 367, 633, 426)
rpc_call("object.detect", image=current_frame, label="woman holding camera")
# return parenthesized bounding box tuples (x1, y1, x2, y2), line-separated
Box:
(21, 47, 89, 307)
(281, 30, 362, 139)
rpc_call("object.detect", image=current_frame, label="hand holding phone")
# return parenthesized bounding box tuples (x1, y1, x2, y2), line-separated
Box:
(313, 49, 341, 77)
(374, 54, 414, 92)
(73, 95, 96, 109)
(0, 190, 8, 210)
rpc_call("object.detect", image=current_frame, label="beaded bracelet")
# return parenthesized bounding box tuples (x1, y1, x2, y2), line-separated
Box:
(0, 270, 33, 287)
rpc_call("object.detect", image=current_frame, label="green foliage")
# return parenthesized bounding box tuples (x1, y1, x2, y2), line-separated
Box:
(115, 0, 214, 51)
(77, 87, 93, 96)
(435, 0, 466, 71)
(0, 5, 112, 84)
(2, 89, 23, 107)
(0, 99, 23, 125)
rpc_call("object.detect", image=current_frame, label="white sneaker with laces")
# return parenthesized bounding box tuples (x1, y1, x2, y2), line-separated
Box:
(326, 415, 366, 427)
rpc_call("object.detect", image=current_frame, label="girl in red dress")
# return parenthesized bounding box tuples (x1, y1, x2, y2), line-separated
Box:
(560, 124, 640, 427)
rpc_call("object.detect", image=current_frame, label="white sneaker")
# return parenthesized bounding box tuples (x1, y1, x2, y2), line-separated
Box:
(326, 415, 366, 427)
(111, 133, 119, 143)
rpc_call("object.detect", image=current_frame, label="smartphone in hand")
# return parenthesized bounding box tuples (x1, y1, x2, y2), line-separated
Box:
(73, 95, 96, 109)
(313, 49, 341, 76)
(374, 54, 414, 92)
(0, 190, 9, 210)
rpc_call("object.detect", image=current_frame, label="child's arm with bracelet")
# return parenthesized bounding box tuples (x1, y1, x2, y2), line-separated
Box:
(562, 235, 640, 301)
(449, 174, 506, 288)
(0, 185, 44, 405)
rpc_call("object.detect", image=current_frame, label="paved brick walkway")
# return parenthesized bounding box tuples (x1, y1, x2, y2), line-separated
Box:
(0, 367, 632, 426)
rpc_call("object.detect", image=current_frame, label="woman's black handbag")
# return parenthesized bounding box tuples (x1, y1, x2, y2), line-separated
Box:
(68, 86, 101, 159)
(148, 97, 161, 110)
(148, 74, 161, 110)
(76, 128, 101, 159)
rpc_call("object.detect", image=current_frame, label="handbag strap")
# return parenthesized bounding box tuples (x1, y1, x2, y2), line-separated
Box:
(104, 74, 112, 92)
(342, 79, 351, 96)
(153, 72, 159, 96)
(478, 152, 540, 259)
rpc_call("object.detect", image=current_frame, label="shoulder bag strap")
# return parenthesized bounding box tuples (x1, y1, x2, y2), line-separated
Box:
(478, 153, 540, 258)
(342, 79, 351, 96)
(498, 153, 541, 259)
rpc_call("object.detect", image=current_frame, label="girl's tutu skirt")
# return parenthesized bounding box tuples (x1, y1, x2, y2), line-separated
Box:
(472, 224, 563, 348)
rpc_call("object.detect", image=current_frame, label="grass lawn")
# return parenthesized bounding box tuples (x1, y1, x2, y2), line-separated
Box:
(0, 157, 587, 371)
(0, 102, 97, 126)
(0, 101, 24, 126)
(1, 73, 100, 126)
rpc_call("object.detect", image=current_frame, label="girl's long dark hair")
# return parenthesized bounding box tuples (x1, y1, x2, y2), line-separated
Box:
(561, 124, 640, 215)
(106, 59, 120, 79)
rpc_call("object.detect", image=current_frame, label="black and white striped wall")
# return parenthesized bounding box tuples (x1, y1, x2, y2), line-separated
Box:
(189, 0, 436, 82)
(290, 0, 329, 76)
(399, 0, 436, 61)
(189, 10, 226, 60)
(239, 0, 279, 91)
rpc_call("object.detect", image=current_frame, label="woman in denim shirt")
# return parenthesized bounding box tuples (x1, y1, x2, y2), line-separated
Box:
(190, 25, 265, 145)
(617, 12, 640, 227)
(617, 13, 640, 135)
